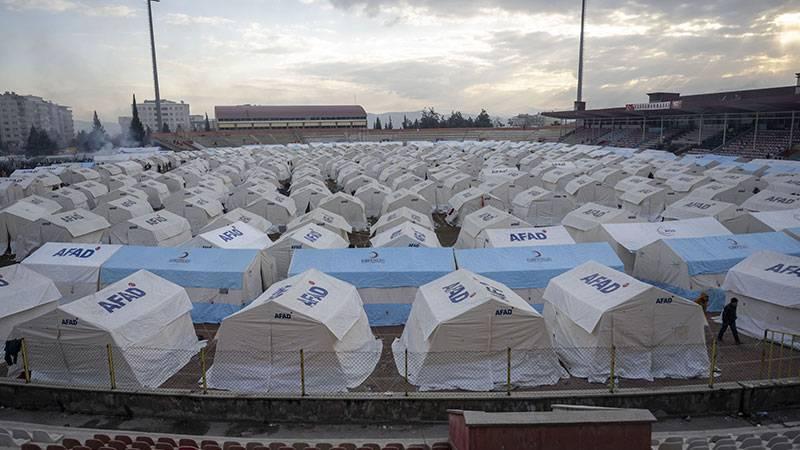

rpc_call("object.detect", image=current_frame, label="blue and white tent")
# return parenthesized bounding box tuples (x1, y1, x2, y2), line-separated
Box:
(454, 243, 623, 308)
(288, 247, 455, 326)
(633, 232, 800, 312)
(99, 246, 263, 323)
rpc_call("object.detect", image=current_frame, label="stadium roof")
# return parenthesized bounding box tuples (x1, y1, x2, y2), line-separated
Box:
(543, 85, 800, 120)
(215, 105, 367, 121)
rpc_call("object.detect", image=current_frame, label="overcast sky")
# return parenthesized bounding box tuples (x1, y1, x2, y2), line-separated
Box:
(1, 0, 798, 124)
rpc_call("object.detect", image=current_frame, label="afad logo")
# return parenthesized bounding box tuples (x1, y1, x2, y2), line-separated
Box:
(0, 274, 7, 287)
(656, 225, 677, 237)
(98, 282, 147, 313)
(361, 251, 385, 264)
(579, 273, 628, 294)
(219, 225, 245, 242)
(169, 251, 191, 264)
(442, 281, 476, 304)
(52, 246, 101, 258)
(511, 230, 548, 242)
(297, 281, 329, 307)
(582, 208, 609, 218)
(764, 263, 800, 277)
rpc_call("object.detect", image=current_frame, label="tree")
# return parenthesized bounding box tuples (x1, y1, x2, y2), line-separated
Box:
(129, 94, 146, 146)
(387, 117, 394, 130)
(373, 117, 382, 130)
(401, 115, 410, 129)
(26, 126, 55, 157)
(419, 107, 441, 129)
(204, 113, 211, 132)
(475, 109, 492, 128)
(161, 122, 171, 133)
(82, 110, 109, 152)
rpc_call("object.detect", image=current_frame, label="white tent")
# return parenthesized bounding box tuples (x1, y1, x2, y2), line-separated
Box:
(392, 269, 565, 391)
(22, 242, 122, 303)
(561, 203, 639, 243)
(599, 217, 732, 272)
(511, 186, 573, 226)
(225, 183, 278, 211)
(286, 208, 353, 241)
(614, 176, 654, 205)
(186, 221, 277, 290)
(479, 226, 576, 248)
(270, 224, 349, 277)
(740, 190, 800, 212)
(0, 179, 25, 208)
(245, 192, 297, 232)
(664, 175, 710, 202)
(354, 183, 391, 218)
(371, 206, 435, 236)
(136, 179, 171, 209)
(543, 261, 708, 382)
(94, 196, 154, 244)
(620, 185, 667, 221)
(541, 167, 577, 193)
(724, 208, 800, 234)
(9, 270, 201, 388)
(72, 181, 109, 209)
(207, 269, 381, 393)
(199, 207, 273, 234)
(0, 197, 62, 259)
(685, 182, 748, 205)
(96, 185, 148, 206)
(38, 209, 110, 245)
(721, 251, 800, 346)
(167, 195, 224, 235)
(564, 175, 615, 207)
(47, 187, 89, 211)
(454, 206, 530, 249)
(446, 188, 505, 226)
(0, 264, 61, 345)
(317, 192, 368, 231)
(662, 198, 741, 222)
(370, 222, 441, 248)
(121, 210, 192, 247)
(381, 189, 433, 218)
(408, 179, 439, 212)
(290, 184, 331, 214)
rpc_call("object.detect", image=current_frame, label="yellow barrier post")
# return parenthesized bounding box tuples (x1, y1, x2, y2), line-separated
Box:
(506, 347, 512, 396)
(778, 332, 786, 378)
(20, 338, 31, 384)
(299, 349, 306, 397)
(767, 331, 775, 379)
(609, 346, 616, 393)
(708, 338, 718, 388)
(759, 329, 768, 378)
(791, 335, 797, 379)
(404, 349, 409, 398)
(200, 348, 208, 394)
(106, 344, 116, 390)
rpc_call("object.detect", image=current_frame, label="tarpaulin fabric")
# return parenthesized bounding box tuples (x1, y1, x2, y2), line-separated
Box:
(455, 243, 623, 289)
(289, 247, 455, 288)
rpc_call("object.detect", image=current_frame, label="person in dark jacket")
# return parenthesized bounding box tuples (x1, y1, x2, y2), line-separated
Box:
(4, 339, 21, 365)
(717, 298, 741, 344)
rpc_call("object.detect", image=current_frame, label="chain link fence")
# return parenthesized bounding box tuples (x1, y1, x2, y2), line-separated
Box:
(3, 329, 799, 397)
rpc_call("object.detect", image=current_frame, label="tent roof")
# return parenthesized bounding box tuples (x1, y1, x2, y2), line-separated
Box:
(42, 209, 110, 237)
(481, 226, 576, 248)
(601, 217, 731, 252)
(22, 242, 122, 269)
(455, 243, 623, 289)
(196, 221, 271, 249)
(722, 251, 800, 308)
(748, 208, 800, 231)
(0, 264, 61, 319)
(370, 222, 440, 247)
(288, 247, 455, 288)
(561, 203, 636, 231)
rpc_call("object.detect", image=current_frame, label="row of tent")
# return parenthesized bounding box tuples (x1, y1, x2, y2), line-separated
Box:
(3, 249, 795, 392)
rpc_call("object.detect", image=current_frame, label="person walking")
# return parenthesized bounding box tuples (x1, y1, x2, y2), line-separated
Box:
(718, 298, 741, 344)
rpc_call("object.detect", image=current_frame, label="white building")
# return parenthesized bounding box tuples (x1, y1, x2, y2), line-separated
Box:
(0, 92, 74, 150)
(118, 99, 191, 133)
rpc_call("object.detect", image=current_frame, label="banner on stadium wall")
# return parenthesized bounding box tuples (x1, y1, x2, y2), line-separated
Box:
(625, 100, 682, 111)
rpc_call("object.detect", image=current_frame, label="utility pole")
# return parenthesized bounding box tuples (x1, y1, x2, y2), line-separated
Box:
(147, 0, 163, 132)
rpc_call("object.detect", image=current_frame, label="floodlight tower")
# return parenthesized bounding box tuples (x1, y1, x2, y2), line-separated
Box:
(574, 0, 587, 112)
(147, 0, 163, 132)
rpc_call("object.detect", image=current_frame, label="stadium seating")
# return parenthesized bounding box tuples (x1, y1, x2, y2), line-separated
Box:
(713, 129, 799, 159)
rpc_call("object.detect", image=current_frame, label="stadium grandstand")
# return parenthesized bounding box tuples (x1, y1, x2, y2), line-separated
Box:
(214, 105, 368, 130)
(545, 75, 800, 159)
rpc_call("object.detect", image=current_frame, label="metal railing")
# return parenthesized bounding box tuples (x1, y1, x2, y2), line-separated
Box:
(3, 332, 798, 397)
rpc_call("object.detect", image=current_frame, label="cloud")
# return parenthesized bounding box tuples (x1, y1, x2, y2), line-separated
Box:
(2, 0, 135, 16)
(162, 13, 234, 26)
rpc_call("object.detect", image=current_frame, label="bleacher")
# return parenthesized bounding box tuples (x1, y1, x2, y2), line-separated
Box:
(558, 127, 611, 144)
(595, 128, 647, 148)
(713, 128, 799, 159)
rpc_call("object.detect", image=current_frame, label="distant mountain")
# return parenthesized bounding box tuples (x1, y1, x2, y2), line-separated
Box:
(74, 119, 121, 136)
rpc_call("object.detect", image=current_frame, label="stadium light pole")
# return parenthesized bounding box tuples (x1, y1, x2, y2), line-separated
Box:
(574, 0, 587, 112)
(147, 0, 163, 132)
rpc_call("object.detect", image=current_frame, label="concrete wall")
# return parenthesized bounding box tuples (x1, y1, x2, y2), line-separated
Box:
(0, 380, 796, 424)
